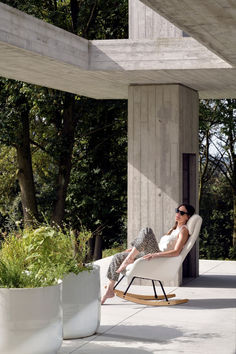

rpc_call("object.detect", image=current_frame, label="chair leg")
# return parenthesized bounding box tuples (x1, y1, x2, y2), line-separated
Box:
(114, 276, 177, 304)
(152, 280, 158, 299)
(123, 277, 136, 296)
(113, 274, 125, 290)
(158, 281, 169, 302)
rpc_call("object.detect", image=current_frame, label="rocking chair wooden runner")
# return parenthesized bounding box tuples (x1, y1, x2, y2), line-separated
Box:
(114, 214, 202, 306)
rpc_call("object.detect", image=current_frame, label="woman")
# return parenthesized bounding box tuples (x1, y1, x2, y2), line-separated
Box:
(101, 203, 195, 304)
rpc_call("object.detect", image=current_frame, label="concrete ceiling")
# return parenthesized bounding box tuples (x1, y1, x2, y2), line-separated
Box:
(0, 2, 236, 99)
(140, 0, 236, 66)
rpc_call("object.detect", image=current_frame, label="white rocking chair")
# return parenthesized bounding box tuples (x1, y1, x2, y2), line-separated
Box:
(114, 214, 202, 306)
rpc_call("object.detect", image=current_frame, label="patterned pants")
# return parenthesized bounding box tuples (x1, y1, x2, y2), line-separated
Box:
(107, 227, 160, 282)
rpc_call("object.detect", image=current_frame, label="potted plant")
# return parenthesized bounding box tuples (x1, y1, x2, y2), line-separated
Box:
(0, 224, 83, 354)
(0, 222, 101, 352)
(61, 226, 101, 339)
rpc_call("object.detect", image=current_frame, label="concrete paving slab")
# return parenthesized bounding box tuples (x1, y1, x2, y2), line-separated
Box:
(199, 260, 236, 274)
(60, 260, 236, 354)
(199, 260, 226, 274)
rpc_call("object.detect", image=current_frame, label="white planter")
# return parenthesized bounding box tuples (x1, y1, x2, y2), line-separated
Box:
(62, 264, 101, 339)
(0, 283, 63, 354)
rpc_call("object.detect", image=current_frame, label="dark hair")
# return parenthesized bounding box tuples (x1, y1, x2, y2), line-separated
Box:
(177, 203, 195, 217)
(167, 203, 195, 235)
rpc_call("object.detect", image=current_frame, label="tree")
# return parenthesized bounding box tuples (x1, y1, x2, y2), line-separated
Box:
(0, 0, 128, 253)
(199, 100, 221, 206)
(210, 100, 236, 246)
(199, 99, 235, 258)
(0, 146, 21, 231)
(66, 98, 127, 258)
(0, 80, 38, 225)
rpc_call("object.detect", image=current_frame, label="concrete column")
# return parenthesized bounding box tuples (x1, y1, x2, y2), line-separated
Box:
(128, 84, 199, 285)
(129, 0, 183, 39)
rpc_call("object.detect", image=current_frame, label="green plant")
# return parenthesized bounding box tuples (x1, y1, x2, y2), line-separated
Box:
(74, 225, 93, 267)
(0, 234, 30, 288)
(229, 245, 236, 260)
(0, 224, 93, 288)
(102, 241, 127, 258)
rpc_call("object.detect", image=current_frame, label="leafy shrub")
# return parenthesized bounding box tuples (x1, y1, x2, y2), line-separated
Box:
(0, 234, 29, 288)
(0, 224, 92, 288)
(199, 192, 233, 260)
(229, 245, 236, 260)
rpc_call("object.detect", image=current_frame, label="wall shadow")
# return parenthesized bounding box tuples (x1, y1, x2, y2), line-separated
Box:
(183, 274, 236, 289)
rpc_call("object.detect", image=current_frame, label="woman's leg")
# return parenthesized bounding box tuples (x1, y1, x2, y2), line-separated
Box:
(101, 251, 129, 304)
(116, 247, 139, 273)
(102, 228, 159, 304)
(116, 227, 160, 273)
(106, 251, 130, 281)
(101, 279, 116, 304)
(132, 227, 160, 253)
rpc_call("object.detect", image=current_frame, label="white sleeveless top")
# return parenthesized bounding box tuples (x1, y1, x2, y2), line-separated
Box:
(158, 225, 188, 252)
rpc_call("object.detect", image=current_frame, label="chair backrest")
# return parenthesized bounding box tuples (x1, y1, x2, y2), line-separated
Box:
(180, 214, 202, 262)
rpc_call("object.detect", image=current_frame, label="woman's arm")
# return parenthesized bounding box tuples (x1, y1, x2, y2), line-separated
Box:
(143, 227, 189, 259)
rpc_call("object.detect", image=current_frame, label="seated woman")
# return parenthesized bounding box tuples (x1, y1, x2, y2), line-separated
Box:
(101, 203, 195, 304)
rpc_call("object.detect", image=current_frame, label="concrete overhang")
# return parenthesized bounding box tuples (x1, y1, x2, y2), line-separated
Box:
(0, 2, 235, 99)
(139, 0, 236, 66)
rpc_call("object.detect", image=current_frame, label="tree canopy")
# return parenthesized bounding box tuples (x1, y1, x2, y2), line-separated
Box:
(199, 99, 236, 258)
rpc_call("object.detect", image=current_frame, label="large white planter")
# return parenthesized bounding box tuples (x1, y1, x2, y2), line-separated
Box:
(0, 283, 63, 354)
(62, 264, 101, 339)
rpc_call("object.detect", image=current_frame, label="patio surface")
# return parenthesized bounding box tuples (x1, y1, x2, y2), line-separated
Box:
(59, 259, 236, 354)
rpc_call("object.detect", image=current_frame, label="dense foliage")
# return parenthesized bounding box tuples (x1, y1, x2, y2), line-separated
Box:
(0, 0, 128, 258)
(0, 79, 128, 254)
(66, 98, 127, 251)
(0, 225, 92, 288)
(199, 100, 236, 259)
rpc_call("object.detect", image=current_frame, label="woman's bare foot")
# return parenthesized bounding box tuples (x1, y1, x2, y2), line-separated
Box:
(116, 257, 135, 273)
(101, 288, 115, 305)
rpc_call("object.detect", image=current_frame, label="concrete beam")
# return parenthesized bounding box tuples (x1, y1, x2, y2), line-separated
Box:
(0, 2, 235, 99)
(89, 38, 229, 71)
(0, 2, 88, 69)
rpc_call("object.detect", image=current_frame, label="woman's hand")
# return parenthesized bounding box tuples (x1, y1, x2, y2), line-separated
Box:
(124, 248, 132, 253)
(143, 253, 159, 260)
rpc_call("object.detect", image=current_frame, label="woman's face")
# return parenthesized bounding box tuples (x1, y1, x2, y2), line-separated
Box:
(175, 205, 189, 224)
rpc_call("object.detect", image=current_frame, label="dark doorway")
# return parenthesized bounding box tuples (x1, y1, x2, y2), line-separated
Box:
(182, 153, 198, 278)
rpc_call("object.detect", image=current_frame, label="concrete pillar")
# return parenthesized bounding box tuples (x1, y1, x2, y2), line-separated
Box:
(128, 84, 199, 285)
(129, 0, 183, 39)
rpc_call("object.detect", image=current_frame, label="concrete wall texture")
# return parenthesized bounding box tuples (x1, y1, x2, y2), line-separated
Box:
(128, 84, 199, 239)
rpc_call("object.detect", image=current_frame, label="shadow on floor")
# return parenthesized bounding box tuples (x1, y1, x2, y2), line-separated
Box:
(97, 324, 183, 344)
(183, 274, 236, 288)
(96, 324, 221, 347)
(173, 297, 236, 310)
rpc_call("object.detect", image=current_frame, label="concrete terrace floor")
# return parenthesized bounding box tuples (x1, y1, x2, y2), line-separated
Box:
(59, 259, 236, 354)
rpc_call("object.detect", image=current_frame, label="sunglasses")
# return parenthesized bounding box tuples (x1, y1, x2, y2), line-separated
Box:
(175, 208, 189, 216)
